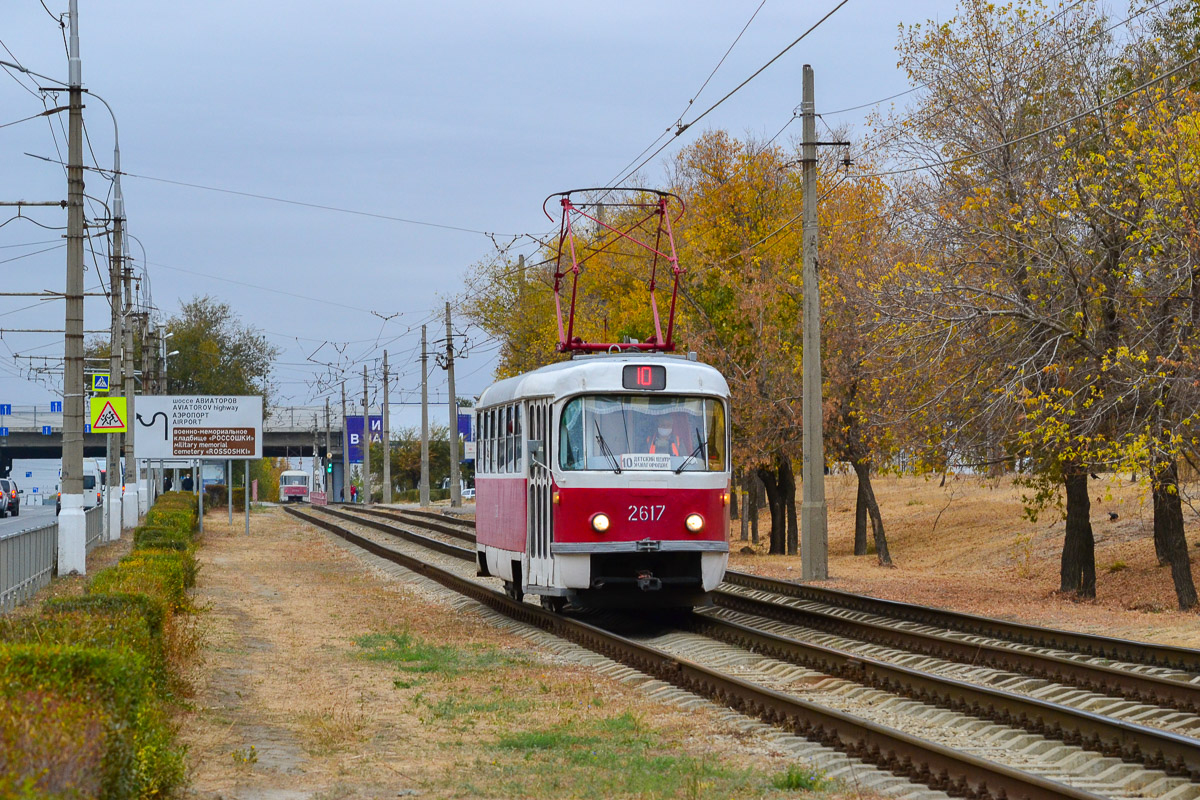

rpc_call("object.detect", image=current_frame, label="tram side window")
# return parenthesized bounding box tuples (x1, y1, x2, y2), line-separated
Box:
(480, 410, 490, 474)
(513, 406, 523, 471)
(487, 409, 495, 474)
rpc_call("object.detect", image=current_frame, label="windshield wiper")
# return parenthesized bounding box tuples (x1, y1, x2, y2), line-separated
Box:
(593, 421, 622, 474)
(675, 429, 707, 474)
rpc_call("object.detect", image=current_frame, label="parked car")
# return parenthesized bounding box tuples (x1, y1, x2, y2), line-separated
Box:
(0, 485, 9, 518)
(0, 478, 19, 517)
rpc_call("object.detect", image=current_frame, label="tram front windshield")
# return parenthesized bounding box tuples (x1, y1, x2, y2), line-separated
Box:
(559, 395, 726, 472)
(281, 474, 308, 486)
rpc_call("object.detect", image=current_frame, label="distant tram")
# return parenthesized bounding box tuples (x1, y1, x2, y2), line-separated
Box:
(474, 352, 731, 610)
(279, 470, 310, 503)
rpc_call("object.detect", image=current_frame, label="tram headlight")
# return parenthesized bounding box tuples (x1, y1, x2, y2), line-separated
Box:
(685, 513, 704, 533)
(590, 513, 610, 533)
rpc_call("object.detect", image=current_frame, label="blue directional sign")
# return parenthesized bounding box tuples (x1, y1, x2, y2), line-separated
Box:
(0, 427, 7, 437)
(31, 487, 38, 494)
(0, 404, 10, 415)
(50, 401, 62, 413)
(345, 415, 382, 464)
(41, 426, 52, 435)
(91, 374, 110, 392)
(85, 423, 91, 433)
(457, 412, 473, 441)
(25, 472, 31, 478)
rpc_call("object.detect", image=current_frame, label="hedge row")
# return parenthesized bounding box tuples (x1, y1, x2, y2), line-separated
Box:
(0, 490, 201, 798)
(392, 487, 451, 503)
(201, 484, 246, 511)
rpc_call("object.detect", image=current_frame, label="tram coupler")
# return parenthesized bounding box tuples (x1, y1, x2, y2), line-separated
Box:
(636, 570, 662, 591)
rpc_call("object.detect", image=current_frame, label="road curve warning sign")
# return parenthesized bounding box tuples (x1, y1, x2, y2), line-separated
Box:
(133, 396, 262, 460)
(90, 396, 127, 432)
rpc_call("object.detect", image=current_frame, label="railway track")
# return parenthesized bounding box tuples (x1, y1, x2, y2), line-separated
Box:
(342, 505, 1200, 713)
(289, 504, 1200, 800)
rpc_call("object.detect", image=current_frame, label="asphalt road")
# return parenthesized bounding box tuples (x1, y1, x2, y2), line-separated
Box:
(0, 504, 57, 536)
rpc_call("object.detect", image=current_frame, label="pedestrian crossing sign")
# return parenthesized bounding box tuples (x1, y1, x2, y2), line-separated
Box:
(89, 396, 127, 432)
(92, 373, 110, 392)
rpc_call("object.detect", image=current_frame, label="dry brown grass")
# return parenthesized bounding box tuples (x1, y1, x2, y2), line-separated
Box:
(730, 473, 1200, 646)
(179, 508, 851, 799)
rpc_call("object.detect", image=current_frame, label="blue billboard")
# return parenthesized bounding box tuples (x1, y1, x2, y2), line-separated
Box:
(345, 415, 382, 464)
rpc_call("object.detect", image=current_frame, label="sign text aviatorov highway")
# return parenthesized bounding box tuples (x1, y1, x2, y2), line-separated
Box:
(133, 396, 263, 460)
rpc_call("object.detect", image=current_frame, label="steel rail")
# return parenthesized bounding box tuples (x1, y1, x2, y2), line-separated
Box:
(311, 505, 472, 560)
(344, 506, 475, 543)
(712, 591, 1200, 714)
(285, 505, 1110, 800)
(723, 571, 1200, 674)
(336, 507, 1200, 711)
(312, 504, 1200, 780)
(686, 612, 1200, 779)
(367, 511, 1200, 675)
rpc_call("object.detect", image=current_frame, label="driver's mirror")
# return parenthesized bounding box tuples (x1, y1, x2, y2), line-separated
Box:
(528, 440, 545, 461)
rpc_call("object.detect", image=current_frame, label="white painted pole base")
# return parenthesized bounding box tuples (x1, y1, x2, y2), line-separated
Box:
(58, 494, 87, 575)
(122, 482, 138, 529)
(137, 476, 148, 515)
(106, 486, 123, 540)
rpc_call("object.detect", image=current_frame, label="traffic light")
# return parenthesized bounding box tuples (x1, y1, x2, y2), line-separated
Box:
(325, 460, 333, 474)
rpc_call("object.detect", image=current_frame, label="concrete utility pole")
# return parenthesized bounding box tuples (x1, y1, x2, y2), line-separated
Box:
(340, 381, 349, 503)
(362, 365, 371, 504)
(324, 397, 331, 493)
(444, 303, 460, 507)
(311, 415, 318, 496)
(121, 259, 136, 528)
(420, 325, 429, 507)
(58, 0, 86, 574)
(800, 64, 828, 581)
(105, 162, 124, 541)
(382, 349, 391, 504)
(137, 313, 151, 509)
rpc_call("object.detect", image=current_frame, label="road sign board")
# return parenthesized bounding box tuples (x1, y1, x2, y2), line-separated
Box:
(85, 423, 91, 433)
(41, 426, 52, 435)
(90, 397, 128, 432)
(25, 471, 31, 478)
(31, 487, 38, 494)
(50, 401, 62, 413)
(0, 427, 8, 437)
(345, 415, 382, 464)
(91, 373, 110, 392)
(0, 404, 10, 415)
(133, 396, 262, 460)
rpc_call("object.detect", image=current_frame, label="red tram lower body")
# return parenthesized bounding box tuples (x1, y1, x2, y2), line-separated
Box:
(475, 475, 729, 609)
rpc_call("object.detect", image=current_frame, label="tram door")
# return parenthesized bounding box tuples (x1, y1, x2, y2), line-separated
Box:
(525, 398, 554, 588)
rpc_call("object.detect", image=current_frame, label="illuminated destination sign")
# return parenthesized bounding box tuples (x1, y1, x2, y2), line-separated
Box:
(622, 364, 666, 391)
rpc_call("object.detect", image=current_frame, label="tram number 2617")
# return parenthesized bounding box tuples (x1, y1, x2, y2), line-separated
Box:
(628, 504, 666, 522)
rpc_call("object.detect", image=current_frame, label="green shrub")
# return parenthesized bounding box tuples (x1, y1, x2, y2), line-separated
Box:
(133, 525, 189, 549)
(0, 644, 185, 799)
(230, 487, 246, 511)
(0, 689, 106, 800)
(90, 557, 189, 614)
(394, 488, 451, 503)
(44, 594, 168, 674)
(1, 604, 165, 682)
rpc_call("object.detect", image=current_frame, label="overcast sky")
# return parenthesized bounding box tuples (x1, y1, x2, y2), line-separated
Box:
(0, 0, 959, 430)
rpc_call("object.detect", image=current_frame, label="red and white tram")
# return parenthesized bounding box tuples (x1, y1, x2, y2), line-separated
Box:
(474, 352, 730, 610)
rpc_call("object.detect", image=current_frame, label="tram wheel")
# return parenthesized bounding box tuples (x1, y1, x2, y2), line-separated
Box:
(505, 581, 524, 603)
(539, 595, 566, 613)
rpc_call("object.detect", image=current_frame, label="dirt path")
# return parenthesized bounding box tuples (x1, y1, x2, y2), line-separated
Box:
(180, 508, 825, 800)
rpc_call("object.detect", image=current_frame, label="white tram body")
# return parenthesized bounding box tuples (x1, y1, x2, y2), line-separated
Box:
(474, 352, 731, 609)
(279, 470, 310, 503)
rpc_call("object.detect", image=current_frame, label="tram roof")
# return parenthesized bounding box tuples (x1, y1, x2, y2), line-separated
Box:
(478, 353, 729, 407)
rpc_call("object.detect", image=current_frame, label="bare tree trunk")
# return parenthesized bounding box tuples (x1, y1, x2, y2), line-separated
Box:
(1152, 457, 1197, 610)
(748, 472, 760, 545)
(780, 456, 798, 556)
(757, 467, 786, 555)
(1060, 468, 1096, 598)
(852, 460, 891, 566)
(854, 472, 868, 556)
